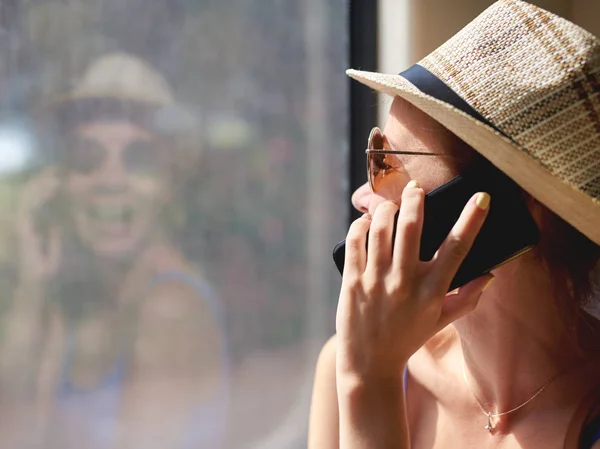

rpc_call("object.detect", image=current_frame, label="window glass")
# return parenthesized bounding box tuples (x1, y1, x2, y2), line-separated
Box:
(0, 1, 347, 447)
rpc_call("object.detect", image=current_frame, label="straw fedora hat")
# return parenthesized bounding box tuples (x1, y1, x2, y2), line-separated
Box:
(348, 0, 600, 245)
(57, 52, 174, 106)
(38, 52, 199, 140)
(35, 52, 201, 171)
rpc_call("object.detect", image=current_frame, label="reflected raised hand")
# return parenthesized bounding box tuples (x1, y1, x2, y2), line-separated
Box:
(17, 167, 62, 283)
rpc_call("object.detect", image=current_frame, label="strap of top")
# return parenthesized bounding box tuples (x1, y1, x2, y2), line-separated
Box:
(564, 383, 600, 449)
(580, 414, 600, 449)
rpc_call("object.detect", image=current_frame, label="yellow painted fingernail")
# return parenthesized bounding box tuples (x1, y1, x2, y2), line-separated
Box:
(406, 179, 420, 189)
(483, 277, 495, 291)
(476, 192, 491, 210)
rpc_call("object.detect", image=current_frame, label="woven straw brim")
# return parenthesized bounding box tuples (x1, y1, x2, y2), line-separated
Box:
(347, 69, 600, 245)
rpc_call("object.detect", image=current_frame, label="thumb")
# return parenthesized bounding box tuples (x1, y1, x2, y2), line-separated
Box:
(438, 274, 494, 327)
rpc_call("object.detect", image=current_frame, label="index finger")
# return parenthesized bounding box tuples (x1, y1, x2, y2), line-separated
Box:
(427, 192, 490, 292)
(343, 213, 372, 277)
(392, 180, 425, 274)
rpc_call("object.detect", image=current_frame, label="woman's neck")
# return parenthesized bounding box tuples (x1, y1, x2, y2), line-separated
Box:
(452, 255, 591, 414)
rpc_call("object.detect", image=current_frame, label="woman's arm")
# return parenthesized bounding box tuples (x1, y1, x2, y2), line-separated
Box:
(308, 335, 409, 449)
(336, 370, 408, 449)
(0, 282, 49, 398)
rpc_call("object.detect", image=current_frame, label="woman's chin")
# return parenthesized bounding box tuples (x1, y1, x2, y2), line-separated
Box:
(78, 232, 145, 261)
(73, 215, 151, 260)
(83, 240, 138, 261)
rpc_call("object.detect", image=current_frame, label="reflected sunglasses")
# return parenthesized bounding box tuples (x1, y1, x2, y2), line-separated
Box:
(365, 126, 449, 193)
(62, 135, 168, 175)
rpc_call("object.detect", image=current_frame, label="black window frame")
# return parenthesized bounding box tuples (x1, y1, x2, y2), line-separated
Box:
(348, 0, 378, 223)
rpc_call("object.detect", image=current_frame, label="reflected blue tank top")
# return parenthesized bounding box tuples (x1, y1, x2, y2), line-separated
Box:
(57, 272, 231, 449)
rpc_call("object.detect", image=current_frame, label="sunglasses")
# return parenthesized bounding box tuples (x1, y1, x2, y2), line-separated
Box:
(366, 126, 449, 193)
(62, 136, 167, 175)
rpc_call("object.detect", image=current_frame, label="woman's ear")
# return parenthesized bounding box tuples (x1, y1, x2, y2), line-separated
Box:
(523, 192, 545, 231)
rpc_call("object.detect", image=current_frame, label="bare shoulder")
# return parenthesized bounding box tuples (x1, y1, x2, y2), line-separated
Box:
(136, 267, 222, 354)
(405, 327, 461, 418)
(137, 279, 207, 334)
(422, 326, 458, 359)
(146, 274, 203, 303)
(316, 334, 337, 370)
(140, 247, 217, 317)
(410, 326, 458, 380)
(312, 334, 338, 403)
(133, 275, 225, 382)
(128, 241, 215, 315)
(310, 335, 337, 416)
(308, 334, 339, 449)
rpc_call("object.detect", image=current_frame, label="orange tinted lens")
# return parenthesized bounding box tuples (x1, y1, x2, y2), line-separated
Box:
(368, 152, 408, 195)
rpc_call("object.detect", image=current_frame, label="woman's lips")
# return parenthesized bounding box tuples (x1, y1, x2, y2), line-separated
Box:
(87, 204, 133, 222)
(85, 204, 134, 236)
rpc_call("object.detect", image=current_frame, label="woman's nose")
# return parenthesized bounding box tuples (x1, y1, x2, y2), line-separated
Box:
(97, 152, 128, 189)
(352, 182, 402, 215)
(351, 183, 371, 213)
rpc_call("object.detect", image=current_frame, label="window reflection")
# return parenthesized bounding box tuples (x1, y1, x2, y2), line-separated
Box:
(0, 1, 346, 448)
(2, 52, 230, 448)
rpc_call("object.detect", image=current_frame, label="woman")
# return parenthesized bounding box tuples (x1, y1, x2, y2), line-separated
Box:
(309, 1, 600, 448)
(0, 53, 230, 449)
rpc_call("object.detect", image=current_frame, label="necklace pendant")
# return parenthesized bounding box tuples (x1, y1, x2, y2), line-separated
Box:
(484, 413, 494, 433)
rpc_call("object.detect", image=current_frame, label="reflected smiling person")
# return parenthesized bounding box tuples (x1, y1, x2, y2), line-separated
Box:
(309, 2, 600, 449)
(0, 53, 231, 449)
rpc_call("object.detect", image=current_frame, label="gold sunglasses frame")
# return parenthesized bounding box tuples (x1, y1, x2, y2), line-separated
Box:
(365, 127, 446, 192)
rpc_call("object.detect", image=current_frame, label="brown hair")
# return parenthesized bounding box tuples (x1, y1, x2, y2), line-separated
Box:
(533, 205, 600, 352)
(444, 129, 600, 351)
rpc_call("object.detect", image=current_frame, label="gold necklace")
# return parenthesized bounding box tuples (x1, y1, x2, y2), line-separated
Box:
(461, 361, 571, 434)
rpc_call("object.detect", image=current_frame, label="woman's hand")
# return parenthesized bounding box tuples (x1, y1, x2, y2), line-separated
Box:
(16, 167, 62, 284)
(0, 168, 62, 394)
(335, 180, 493, 381)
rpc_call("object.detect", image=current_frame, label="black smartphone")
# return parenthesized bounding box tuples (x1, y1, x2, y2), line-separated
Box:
(332, 162, 540, 292)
